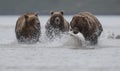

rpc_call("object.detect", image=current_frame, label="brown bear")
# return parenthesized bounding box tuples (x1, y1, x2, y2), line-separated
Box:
(15, 12, 41, 43)
(70, 12, 103, 45)
(45, 11, 69, 39)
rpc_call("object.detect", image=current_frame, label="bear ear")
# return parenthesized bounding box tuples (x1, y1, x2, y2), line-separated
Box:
(60, 10, 64, 15)
(35, 12, 38, 16)
(50, 11, 54, 15)
(81, 16, 86, 21)
(24, 15, 29, 19)
(82, 16, 88, 23)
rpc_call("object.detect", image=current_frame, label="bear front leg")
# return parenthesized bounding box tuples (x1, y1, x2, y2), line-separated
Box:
(89, 34, 98, 45)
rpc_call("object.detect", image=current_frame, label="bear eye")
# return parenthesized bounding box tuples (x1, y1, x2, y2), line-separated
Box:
(32, 18, 35, 21)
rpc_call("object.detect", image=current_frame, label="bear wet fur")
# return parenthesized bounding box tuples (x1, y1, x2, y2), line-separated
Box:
(15, 12, 41, 43)
(70, 12, 103, 45)
(45, 11, 69, 39)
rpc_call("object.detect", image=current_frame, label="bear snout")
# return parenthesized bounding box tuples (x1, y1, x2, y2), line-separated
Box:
(55, 17, 60, 25)
(37, 23, 40, 25)
(73, 27, 79, 34)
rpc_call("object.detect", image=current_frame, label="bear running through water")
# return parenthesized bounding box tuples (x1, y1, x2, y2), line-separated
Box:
(15, 12, 41, 43)
(70, 12, 103, 45)
(45, 11, 69, 39)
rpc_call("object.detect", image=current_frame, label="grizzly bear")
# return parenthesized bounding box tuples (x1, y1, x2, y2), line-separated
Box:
(70, 12, 103, 45)
(45, 11, 69, 39)
(15, 12, 41, 43)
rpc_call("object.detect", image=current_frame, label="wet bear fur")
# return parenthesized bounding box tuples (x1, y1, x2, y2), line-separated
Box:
(70, 12, 103, 45)
(15, 12, 41, 43)
(45, 11, 69, 39)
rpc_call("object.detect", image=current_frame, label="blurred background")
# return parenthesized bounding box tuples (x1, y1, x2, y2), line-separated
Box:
(0, 0, 120, 15)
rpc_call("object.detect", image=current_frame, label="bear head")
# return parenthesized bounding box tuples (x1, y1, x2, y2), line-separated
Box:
(70, 15, 89, 35)
(49, 11, 64, 29)
(23, 13, 40, 30)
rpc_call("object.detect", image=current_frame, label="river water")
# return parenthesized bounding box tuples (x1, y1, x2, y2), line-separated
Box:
(0, 15, 120, 71)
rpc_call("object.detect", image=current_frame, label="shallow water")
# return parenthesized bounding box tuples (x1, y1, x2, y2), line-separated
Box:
(0, 15, 120, 71)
